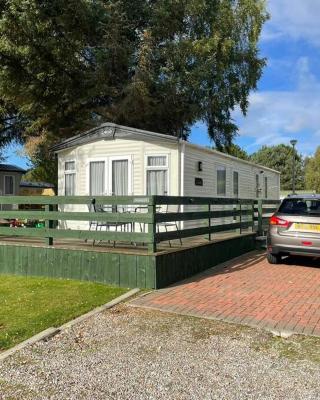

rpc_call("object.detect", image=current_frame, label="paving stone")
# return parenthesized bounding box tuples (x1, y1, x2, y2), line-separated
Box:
(131, 252, 320, 337)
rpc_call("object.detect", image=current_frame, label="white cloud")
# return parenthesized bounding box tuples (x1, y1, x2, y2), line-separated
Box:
(235, 57, 320, 154)
(263, 0, 320, 46)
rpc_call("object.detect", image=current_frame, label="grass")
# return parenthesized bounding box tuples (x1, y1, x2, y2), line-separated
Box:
(0, 275, 128, 350)
(131, 308, 320, 364)
(252, 333, 320, 364)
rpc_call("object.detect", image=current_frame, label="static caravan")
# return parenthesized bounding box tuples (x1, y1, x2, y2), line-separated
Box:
(0, 164, 26, 211)
(52, 123, 280, 229)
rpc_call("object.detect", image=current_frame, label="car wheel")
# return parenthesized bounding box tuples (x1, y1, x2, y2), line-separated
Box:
(267, 252, 281, 264)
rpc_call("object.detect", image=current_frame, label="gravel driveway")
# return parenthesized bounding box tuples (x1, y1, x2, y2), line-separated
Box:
(0, 303, 319, 400)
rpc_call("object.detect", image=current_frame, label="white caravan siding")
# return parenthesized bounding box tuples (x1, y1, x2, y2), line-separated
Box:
(56, 127, 280, 231)
(57, 137, 179, 230)
(182, 143, 280, 230)
(183, 143, 280, 199)
(58, 138, 179, 196)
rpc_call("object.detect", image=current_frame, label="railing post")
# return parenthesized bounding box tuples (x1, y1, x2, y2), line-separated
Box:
(147, 198, 156, 253)
(257, 199, 263, 236)
(45, 204, 53, 246)
(233, 203, 238, 234)
(208, 203, 212, 241)
(251, 201, 255, 232)
(239, 202, 242, 234)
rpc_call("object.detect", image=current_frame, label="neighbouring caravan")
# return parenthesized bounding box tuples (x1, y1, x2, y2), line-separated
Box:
(52, 123, 280, 230)
(0, 164, 26, 211)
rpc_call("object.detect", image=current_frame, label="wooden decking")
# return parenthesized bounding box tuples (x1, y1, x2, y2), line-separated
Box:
(0, 230, 252, 256)
(0, 195, 276, 288)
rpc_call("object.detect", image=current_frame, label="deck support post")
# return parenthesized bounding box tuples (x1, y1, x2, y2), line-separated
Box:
(45, 204, 53, 246)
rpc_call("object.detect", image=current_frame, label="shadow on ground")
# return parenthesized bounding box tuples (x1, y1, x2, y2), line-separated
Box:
(281, 255, 320, 268)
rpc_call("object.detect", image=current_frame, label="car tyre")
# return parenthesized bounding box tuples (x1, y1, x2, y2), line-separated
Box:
(267, 252, 281, 264)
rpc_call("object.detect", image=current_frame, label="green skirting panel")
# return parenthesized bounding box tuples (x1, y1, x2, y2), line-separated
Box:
(155, 234, 256, 289)
(0, 245, 156, 289)
(0, 234, 256, 289)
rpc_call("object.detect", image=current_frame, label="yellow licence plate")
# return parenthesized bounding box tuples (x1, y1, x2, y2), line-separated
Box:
(294, 223, 320, 232)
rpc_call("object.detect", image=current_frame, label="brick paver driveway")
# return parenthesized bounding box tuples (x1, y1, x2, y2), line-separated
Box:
(132, 251, 320, 336)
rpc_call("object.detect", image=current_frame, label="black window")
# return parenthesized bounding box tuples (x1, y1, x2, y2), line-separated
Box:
(279, 198, 320, 215)
(233, 171, 239, 197)
(217, 167, 226, 196)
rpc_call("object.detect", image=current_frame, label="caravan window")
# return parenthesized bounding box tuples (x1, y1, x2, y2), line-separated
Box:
(264, 176, 268, 198)
(64, 161, 76, 196)
(233, 171, 239, 197)
(217, 166, 226, 196)
(146, 155, 168, 195)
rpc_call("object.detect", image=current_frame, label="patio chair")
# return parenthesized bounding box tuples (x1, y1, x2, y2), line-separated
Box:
(87, 199, 129, 247)
(157, 204, 182, 247)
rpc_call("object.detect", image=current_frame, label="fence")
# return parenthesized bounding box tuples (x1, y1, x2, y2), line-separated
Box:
(0, 195, 280, 253)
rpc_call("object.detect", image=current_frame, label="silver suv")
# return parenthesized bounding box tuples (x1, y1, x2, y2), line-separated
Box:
(267, 194, 320, 264)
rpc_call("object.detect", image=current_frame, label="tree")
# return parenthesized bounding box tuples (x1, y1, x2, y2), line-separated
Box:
(305, 147, 320, 192)
(251, 145, 305, 191)
(0, 0, 268, 164)
(218, 144, 249, 160)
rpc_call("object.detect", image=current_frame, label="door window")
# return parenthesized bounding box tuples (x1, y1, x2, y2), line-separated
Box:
(112, 159, 128, 195)
(89, 161, 105, 195)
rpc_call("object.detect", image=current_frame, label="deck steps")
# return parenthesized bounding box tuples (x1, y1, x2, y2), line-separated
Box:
(256, 235, 267, 250)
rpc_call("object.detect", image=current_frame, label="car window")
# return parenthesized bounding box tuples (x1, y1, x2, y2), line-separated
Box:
(279, 198, 320, 215)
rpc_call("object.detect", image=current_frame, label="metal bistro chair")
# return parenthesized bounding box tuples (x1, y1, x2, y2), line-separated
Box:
(88, 199, 129, 247)
(134, 205, 163, 245)
(157, 204, 182, 248)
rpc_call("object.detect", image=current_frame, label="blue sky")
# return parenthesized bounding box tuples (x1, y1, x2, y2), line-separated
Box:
(191, 0, 320, 156)
(5, 0, 320, 168)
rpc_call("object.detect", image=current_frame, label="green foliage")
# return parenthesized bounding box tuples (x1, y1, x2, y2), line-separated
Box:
(305, 147, 320, 192)
(0, 275, 127, 350)
(217, 143, 250, 160)
(0, 0, 268, 157)
(251, 144, 305, 191)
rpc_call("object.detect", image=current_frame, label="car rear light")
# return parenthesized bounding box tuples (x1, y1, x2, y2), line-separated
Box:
(269, 215, 291, 228)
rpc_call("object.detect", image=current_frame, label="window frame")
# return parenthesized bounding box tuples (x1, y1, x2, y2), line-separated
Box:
(64, 160, 76, 196)
(3, 175, 15, 195)
(216, 165, 227, 197)
(145, 154, 170, 196)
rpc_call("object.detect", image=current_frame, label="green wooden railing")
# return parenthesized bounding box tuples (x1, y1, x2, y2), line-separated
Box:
(0, 195, 280, 252)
